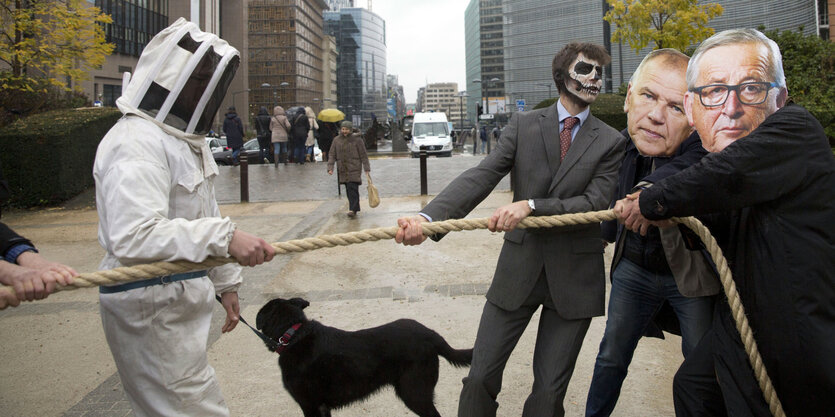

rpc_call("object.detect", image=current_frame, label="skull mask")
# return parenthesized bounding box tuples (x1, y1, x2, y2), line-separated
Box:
(565, 53, 603, 104)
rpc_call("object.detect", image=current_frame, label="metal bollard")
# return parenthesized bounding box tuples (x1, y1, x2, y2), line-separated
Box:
(240, 157, 249, 203)
(419, 147, 428, 195)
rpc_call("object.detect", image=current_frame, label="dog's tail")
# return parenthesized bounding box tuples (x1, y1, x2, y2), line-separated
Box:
(433, 334, 473, 368)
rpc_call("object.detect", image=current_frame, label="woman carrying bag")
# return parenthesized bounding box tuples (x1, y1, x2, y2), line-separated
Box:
(327, 121, 371, 218)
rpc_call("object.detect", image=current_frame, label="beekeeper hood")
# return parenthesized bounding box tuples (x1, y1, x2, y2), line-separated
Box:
(116, 17, 240, 175)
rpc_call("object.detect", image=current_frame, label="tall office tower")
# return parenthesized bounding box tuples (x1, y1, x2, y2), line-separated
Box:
(84, 0, 170, 106)
(464, 0, 481, 125)
(464, 0, 505, 122)
(502, 0, 610, 112)
(324, 7, 387, 129)
(248, 0, 329, 119)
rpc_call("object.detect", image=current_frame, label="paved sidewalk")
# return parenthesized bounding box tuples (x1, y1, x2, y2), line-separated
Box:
(213, 153, 510, 204)
(0, 157, 681, 417)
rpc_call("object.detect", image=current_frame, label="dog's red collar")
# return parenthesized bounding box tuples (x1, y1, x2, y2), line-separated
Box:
(275, 323, 303, 354)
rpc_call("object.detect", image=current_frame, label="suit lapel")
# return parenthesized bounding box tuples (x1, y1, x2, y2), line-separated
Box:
(549, 116, 599, 193)
(538, 104, 562, 179)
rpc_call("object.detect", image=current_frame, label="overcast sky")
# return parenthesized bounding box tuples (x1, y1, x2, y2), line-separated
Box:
(356, 0, 469, 103)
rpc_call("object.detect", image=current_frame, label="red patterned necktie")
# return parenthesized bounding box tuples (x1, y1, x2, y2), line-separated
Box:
(560, 116, 578, 161)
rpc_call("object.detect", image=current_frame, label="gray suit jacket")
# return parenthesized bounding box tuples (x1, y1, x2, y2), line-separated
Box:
(423, 104, 625, 319)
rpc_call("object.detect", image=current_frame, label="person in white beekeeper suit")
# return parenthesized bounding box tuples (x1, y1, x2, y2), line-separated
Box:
(93, 18, 276, 416)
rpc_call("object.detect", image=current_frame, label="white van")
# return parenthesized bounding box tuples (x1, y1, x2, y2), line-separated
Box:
(410, 112, 453, 157)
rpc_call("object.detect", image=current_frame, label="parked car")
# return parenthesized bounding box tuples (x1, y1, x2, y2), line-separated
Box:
(206, 136, 228, 152)
(213, 138, 265, 165)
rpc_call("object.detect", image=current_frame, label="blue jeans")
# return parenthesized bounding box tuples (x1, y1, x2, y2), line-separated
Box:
(273, 142, 287, 161)
(585, 258, 714, 417)
(293, 144, 306, 164)
(231, 147, 241, 163)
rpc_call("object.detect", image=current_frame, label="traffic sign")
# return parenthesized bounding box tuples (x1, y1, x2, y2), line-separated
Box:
(516, 99, 525, 112)
(479, 114, 494, 120)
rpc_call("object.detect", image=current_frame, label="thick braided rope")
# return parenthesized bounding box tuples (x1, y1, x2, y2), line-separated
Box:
(674, 216, 785, 417)
(0, 209, 783, 416)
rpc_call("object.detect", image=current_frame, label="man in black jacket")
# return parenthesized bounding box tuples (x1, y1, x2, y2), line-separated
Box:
(255, 106, 272, 163)
(586, 49, 717, 417)
(620, 28, 835, 416)
(222, 106, 245, 165)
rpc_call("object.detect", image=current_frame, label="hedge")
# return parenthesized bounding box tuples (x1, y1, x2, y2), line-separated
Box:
(533, 94, 627, 132)
(0, 107, 122, 208)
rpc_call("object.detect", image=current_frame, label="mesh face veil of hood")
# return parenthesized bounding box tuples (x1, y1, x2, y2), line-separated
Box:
(116, 18, 240, 138)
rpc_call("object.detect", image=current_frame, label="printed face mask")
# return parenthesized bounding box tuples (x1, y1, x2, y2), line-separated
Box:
(565, 53, 603, 104)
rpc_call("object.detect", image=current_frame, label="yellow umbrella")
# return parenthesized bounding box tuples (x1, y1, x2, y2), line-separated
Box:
(317, 108, 346, 123)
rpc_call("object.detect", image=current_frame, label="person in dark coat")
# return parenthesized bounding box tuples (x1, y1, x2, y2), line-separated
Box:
(587, 49, 717, 417)
(222, 106, 245, 165)
(317, 120, 339, 163)
(479, 125, 487, 154)
(327, 121, 370, 217)
(290, 107, 309, 165)
(618, 29, 835, 416)
(255, 106, 272, 163)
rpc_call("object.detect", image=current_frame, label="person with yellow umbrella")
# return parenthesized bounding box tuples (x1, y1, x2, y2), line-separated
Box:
(317, 108, 345, 162)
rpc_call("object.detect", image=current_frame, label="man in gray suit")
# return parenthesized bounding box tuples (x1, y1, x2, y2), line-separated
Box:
(396, 43, 626, 417)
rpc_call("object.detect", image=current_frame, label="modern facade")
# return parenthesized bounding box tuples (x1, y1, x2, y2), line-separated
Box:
(248, 0, 329, 122)
(469, 0, 821, 116)
(324, 7, 387, 129)
(464, 0, 481, 126)
(502, 0, 611, 113)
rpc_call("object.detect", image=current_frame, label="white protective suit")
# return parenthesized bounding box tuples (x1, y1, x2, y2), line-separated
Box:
(93, 18, 242, 417)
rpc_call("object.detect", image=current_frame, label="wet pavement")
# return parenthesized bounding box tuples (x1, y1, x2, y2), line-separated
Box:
(0, 147, 681, 417)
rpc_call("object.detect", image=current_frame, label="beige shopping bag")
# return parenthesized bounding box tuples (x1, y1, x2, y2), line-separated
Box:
(366, 172, 380, 208)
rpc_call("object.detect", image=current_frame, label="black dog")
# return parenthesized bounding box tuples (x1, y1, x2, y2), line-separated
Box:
(256, 297, 473, 417)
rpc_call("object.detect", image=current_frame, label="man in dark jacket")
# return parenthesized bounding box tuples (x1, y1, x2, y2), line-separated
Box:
(621, 29, 835, 416)
(222, 106, 245, 165)
(255, 106, 272, 163)
(586, 49, 717, 417)
(290, 107, 309, 165)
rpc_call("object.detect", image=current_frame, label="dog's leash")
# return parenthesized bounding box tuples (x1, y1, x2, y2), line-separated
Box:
(215, 295, 281, 351)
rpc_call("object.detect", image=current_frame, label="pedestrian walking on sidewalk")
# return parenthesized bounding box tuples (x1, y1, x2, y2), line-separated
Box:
(255, 106, 272, 163)
(270, 106, 291, 167)
(328, 121, 370, 218)
(305, 106, 319, 162)
(290, 107, 309, 165)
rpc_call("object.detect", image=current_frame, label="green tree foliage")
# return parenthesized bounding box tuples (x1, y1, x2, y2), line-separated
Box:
(605, 0, 723, 53)
(764, 27, 835, 143)
(0, 0, 113, 92)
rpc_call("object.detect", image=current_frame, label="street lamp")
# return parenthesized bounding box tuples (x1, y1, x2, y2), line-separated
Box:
(260, 82, 276, 108)
(278, 81, 289, 105)
(231, 89, 250, 112)
(313, 98, 320, 112)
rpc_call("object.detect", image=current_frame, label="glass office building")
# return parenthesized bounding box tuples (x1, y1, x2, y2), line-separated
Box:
(495, 0, 817, 113)
(464, 0, 481, 125)
(324, 7, 387, 129)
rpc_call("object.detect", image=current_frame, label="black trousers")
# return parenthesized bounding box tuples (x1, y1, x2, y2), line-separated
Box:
(673, 300, 771, 417)
(344, 181, 360, 212)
